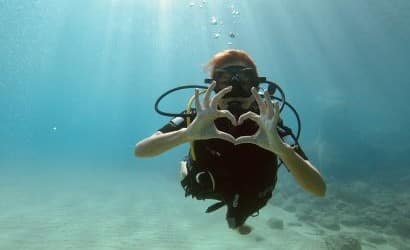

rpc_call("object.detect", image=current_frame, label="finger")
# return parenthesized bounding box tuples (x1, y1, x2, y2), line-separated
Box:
(203, 81, 216, 107)
(238, 111, 260, 126)
(211, 86, 232, 109)
(216, 109, 237, 126)
(216, 131, 236, 144)
(251, 87, 266, 114)
(194, 88, 203, 112)
(235, 135, 255, 145)
(264, 90, 274, 119)
(273, 101, 280, 126)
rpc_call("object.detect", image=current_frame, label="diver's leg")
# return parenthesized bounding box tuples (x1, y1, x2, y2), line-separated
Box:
(235, 224, 252, 235)
(226, 195, 253, 235)
(227, 215, 252, 234)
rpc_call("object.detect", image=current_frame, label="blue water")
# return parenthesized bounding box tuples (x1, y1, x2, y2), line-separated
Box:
(1, 1, 409, 249)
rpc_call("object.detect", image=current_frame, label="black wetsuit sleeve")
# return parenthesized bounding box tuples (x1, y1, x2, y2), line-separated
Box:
(157, 110, 196, 133)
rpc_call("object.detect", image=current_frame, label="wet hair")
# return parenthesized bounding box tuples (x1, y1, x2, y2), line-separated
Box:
(206, 49, 259, 79)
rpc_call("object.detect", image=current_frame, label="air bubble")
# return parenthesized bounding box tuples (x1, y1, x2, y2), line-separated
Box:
(210, 16, 218, 25)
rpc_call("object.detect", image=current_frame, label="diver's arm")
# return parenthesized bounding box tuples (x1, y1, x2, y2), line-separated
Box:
(135, 83, 237, 158)
(277, 144, 326, 196)
(236, 88, 326, 196)
(134, 129, 189, 157)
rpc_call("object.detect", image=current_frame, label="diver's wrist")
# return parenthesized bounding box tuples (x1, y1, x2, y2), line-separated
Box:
(179, 127, 192, 142)
(276, 142, 292, 158)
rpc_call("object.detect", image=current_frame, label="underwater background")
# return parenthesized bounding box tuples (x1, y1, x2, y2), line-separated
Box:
(1, 0, 409, 249)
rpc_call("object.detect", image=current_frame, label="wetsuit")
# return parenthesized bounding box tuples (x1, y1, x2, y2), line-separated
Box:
(158, 109, 306, 228)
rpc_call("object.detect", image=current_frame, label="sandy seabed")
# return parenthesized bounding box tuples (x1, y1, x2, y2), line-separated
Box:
(0, 163, 408, 250)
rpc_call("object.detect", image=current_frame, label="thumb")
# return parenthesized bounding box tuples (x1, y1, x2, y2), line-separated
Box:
(235, 135, 255, 145)
(216, 131, 236, 144)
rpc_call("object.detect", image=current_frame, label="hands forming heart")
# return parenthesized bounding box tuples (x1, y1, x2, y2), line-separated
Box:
(185, 81, 287, 156)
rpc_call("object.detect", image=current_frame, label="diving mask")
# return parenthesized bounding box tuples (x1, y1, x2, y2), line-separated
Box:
(212, 65, 258, 98)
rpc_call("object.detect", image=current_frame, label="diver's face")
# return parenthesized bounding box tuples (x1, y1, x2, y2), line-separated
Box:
(218, 95, 256, 113)
(213, 62, 258, 115)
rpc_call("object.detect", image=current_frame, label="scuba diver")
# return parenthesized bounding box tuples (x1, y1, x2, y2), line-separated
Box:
(135, 49, 326, 235)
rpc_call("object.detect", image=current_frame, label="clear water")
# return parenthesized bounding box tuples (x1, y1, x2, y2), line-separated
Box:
(1, 0, 409, 249)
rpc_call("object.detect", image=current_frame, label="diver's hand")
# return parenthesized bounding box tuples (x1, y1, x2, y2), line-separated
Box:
(235, 87, 287, 155)
(184, 81, 237, 143)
